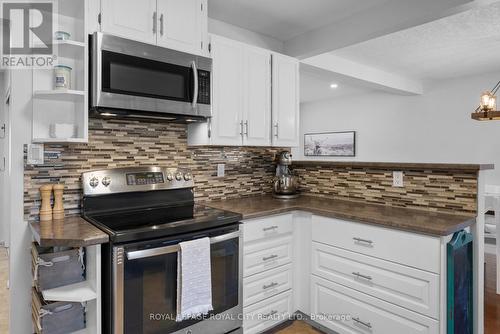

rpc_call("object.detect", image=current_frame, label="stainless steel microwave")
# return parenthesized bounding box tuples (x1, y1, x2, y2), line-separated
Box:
(90, 32, 212, 121)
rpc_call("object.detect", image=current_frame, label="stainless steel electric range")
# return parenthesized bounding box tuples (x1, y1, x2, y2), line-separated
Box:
(81, 167, 243, 334)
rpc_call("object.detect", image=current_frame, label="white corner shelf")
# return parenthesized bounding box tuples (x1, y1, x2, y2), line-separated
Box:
(42, 281, 97, 303)
(32, 137, 87, 144)
(34, 89, 85, 101)
(54, 40, 85, 58)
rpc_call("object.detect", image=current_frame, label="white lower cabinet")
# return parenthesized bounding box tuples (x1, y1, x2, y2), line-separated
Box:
(244, 263, 293, 307)
(311, 242, 440, 319)
(241, 213, 447, 334)
(243, 290, 293, 334)
(310, 275, 439, 334)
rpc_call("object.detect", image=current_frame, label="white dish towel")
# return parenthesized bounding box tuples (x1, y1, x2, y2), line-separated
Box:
(176, 237, 213, 322)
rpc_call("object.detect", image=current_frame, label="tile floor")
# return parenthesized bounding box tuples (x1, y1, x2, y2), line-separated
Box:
(0, 247, 9, 334)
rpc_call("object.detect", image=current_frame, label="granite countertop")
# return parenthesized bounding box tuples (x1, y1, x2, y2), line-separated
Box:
(207, 195, 476, 236)
(293, 161, 494, 171)
(30, 216, 109, 247)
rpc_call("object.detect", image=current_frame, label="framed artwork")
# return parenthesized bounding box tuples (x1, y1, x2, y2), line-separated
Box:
(304, 131, 356, 157)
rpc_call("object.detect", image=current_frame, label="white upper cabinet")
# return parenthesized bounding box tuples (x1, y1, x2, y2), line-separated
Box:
(210, 35, 244, 146)
(189, 35, 272, 146)
(242, 46, 272, 146)
(99, 0, 208, 56)
(157, 0, 207, 55)
(101, 0, 157, 45)
(272, 53, 300, 147)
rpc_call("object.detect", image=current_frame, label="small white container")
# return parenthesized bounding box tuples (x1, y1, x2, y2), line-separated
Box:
(54, 65, 72, 90)
(54, 31, 71, 41)
(50, 123, 76, 139)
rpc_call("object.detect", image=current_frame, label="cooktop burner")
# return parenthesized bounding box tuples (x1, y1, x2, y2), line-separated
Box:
(81, 167, 242, 243)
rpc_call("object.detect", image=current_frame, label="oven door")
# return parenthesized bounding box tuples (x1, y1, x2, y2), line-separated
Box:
(113, 226, 242, 334)
(91, 32, 211, 118)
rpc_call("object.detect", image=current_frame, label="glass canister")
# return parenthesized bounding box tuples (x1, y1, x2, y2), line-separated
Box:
(54, 65, 72, 90)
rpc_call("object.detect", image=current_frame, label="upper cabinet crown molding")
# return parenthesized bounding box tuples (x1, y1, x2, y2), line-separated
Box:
(188, 34, 299, 148)
(97, 0, 208, 56)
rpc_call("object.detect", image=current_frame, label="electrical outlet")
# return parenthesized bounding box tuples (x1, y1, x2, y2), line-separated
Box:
(27, 144, 44, 165)
(217, 163, 225, 177)
(393, 171, 404, 187)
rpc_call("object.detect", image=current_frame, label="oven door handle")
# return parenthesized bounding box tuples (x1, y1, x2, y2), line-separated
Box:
(191, 60, 198, 109)
(126, 230, 240, 260)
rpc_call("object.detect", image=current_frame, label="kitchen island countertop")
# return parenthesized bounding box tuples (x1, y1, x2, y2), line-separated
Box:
(206, 195, 476, 236)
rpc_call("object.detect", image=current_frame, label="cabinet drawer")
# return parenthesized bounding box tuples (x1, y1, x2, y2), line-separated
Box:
(312, 215, 440, 273)
(311, 276, 439, 334)
(243, 290, 293, 334)
(243, 214, 293, 243)
(312, 242, 439, 319)
(244, 235, 293, 277)
(244, 264, 293, 307)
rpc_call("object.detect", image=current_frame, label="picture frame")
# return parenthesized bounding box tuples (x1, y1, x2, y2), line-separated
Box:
(304, 131, 356, 157)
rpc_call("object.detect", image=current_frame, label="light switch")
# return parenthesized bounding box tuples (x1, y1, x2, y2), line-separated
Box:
(217, 164, 225, 177)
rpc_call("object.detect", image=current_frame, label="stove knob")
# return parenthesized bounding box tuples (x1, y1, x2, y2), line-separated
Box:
(166, 173, 174, 181)
(175, 172, 183, 181)
(102, 177, 111, 187)
(89, 177, 99, 188)
(184, 173, 192, 181)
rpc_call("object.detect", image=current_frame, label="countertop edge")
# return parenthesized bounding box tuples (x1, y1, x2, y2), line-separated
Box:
(293, 160, 494, 171)
(29, 219, 109, 248)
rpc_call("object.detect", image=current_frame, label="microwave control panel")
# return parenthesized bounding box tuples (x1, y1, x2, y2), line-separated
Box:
(197, 70, 211, 105)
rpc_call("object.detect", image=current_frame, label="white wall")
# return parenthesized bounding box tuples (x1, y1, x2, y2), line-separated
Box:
(294, 70, 500, 184)
(208, 18, 284, 52)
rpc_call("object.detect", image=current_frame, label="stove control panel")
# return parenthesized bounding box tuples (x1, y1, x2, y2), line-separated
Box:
(82, 167, 195, 196)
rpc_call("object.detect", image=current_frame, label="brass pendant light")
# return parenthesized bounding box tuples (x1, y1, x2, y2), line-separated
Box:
(471, 81, 500, 120)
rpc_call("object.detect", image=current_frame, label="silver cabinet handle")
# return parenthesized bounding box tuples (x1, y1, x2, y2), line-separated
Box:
(274, 123, 279, 137)
(0, 157, 5, 172)
(262, 254, 278, 261)
(152, 12, 157, 34)
(0, 123, 5, 138)
(352, 272, 372, 281)
(263, 310, 278, 319)
(239, 120, 244, 136)
(352, 317, 372, 329)
(353, 237, 373, 245)
(191, 61, 198, 109)
(244, 120, 248, 136)
(263, 282, 278, 290)
(262, 225, 278, 232)
(159, 14, 164, 36)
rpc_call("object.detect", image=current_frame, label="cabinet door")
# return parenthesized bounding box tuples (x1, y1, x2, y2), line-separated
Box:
(272, 54, 299, 147)
(243, 46, 271, 146)
(210, 35, 244, 146)
(157, 0, 206, 55)
(101, 0, 157, 44)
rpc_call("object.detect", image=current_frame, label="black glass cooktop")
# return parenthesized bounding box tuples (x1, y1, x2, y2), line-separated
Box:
(83, 204, 241, 243)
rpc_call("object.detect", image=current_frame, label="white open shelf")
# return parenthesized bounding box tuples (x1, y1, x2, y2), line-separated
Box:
(34, 89, 85, 101)
(55, 40, 86, 58)
(42, 281, 97, 303)
(32, 137, 88, 144)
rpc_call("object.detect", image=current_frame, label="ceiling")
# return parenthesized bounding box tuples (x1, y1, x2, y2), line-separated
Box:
(208, 0, 391, 41)
(331, 1, 500, 81)
(300, 65, 376, 103)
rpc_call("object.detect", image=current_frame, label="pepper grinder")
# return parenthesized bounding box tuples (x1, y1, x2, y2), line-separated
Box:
(39, 184, 53, 222)
(52, 184, 65, 220)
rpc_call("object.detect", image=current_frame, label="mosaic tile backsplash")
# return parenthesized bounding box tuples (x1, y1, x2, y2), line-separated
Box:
(24, 118, 478, 221)
(293, 163, 478, 215)
(24, 118, 282, 221)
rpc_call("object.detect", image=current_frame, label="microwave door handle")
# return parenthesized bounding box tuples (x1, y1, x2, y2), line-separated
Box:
(126, 230, 240, 260)
(191, 61, 198, 109)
